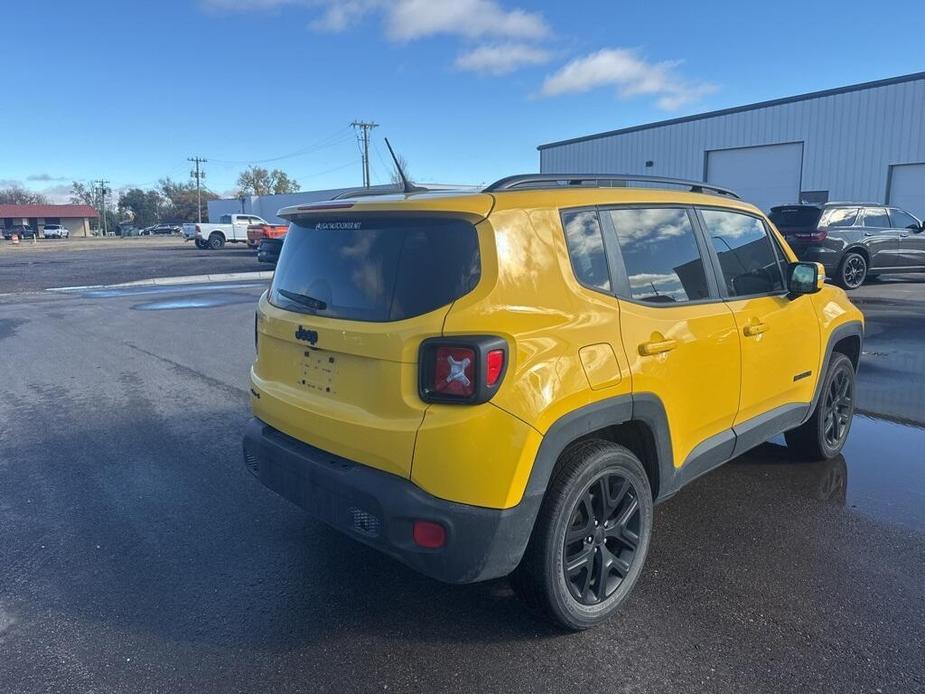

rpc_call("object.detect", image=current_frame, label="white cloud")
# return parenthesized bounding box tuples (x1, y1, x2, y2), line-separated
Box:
(455, 43, 551, 75)
(541, 48, 716, 110)
(203, 0, 550, 42)
(384, 0, 549, 41)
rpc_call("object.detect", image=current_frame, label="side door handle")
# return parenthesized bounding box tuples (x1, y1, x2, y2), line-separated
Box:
(639, 338, 677, 356)
(900, 233, 909, 238)
(863, 231, 875, 237)
(743, 322, 769, 337)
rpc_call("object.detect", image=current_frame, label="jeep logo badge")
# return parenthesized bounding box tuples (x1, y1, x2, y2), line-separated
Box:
(295, 326, 319, 345)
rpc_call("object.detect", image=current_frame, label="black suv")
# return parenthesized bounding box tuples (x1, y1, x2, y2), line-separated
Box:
(3, 224, 36, 240)
(769, 203, 925, 289)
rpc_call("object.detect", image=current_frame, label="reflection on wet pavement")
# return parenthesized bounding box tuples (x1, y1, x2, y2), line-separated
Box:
(131, 293, 259, 311)
(730, 415, 925, 532)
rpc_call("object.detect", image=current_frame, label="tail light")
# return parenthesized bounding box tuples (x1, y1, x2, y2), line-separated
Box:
(412, 520, 446, 548)
(419, 336, 508, 404)
(795, 227, 828, 241)
(195, 224, 201, 235)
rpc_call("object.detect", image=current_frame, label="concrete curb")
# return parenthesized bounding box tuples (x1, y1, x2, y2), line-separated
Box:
(46, 271, 273, 292)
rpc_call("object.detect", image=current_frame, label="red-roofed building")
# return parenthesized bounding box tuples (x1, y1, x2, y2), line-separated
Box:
(0, 204, 100, 238)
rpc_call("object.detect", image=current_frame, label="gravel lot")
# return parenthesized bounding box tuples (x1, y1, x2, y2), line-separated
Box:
(0, 237, 262, 293)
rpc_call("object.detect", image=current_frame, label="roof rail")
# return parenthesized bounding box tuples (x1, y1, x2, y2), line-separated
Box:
(483, 174, 740, 199)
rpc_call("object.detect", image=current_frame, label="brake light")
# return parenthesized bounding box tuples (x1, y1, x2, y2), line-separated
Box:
(412, 520, 446, 548)
(419, 336, 508, 404)
(432, 346, 476, 397)
(795, 227, 828, 241)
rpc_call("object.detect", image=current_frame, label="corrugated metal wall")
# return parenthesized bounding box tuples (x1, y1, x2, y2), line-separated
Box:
(539, 76, 925, 206)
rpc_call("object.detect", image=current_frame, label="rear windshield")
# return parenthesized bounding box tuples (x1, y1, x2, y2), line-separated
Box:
(769, 206, 822, 229)
(270, 215, 481, 322)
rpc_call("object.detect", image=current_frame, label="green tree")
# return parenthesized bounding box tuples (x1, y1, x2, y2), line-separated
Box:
(236, 166, 300, 196)
(0, 185, 48, 205)
(118, 188, 163, 228)
(158, 178, 218, 222)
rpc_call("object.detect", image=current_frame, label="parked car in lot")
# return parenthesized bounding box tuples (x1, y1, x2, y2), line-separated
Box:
(183, 214, 269, 249)
(140, 224, 181, 236)
(256, 237, 283, 265)
(42, 224, 69, 239)
(770, 203, 925, 289)
(243, 174, 864, 630)
(247, 222, 288, 248)
(3, 224, 36, 240)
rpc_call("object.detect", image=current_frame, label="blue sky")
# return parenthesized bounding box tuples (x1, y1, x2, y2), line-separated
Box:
(3, 0, 923, 201)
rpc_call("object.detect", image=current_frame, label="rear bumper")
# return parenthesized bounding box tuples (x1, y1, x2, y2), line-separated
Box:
(242, 417, 540, 583)
(785, 241, 840, 275)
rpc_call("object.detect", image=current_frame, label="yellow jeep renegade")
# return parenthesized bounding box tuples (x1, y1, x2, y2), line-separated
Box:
(243, 174, 863, 630)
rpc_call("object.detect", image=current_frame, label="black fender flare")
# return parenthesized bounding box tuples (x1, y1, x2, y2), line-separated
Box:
(802, 319, 864, 423)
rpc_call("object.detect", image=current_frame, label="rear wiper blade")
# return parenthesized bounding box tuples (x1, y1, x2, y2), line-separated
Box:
(278, 288, 328, 311)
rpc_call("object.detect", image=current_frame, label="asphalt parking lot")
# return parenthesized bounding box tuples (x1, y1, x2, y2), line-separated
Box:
(1, 264, 924, 692)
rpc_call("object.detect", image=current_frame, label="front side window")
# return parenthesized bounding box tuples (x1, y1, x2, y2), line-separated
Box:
(561, 209, 611, 293)
(700, 209, 785, 297)
(860, 207, 890, 228)
(608, 208, 709, 303)
(889, 208, 920, 230)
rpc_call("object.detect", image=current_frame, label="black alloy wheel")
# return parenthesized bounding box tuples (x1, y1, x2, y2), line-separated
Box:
(839, 253, 867, 289)
(563, 471, 641, 605)
(823, 365, 853, 449)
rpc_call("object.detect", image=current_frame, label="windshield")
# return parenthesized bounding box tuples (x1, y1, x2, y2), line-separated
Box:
(270, 215, 480, 322)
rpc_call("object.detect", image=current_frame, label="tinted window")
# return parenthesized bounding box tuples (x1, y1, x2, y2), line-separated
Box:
(769, 206, 821, 229)
(608, 208, 709, 303)
(701, 209, 785, 297)
(889, 208, 920, 230)
(270, 216, 480, 322)
(561, 210, 611, 292)
(220, 215, 232, 224)
(820, 207, 859, 228)
(860, 208, 890, 228)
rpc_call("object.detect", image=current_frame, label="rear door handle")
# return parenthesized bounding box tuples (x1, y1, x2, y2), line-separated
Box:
(863, 232, 874, 237)
(900, 233, 909, 238)
(743, 323, 769, 337)
(639, 339, 677, 356)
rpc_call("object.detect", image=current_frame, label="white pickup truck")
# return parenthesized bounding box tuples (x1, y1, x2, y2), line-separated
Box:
(183, 214, 270, 249)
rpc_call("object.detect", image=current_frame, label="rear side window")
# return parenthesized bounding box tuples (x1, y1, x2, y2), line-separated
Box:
(270, 215, 480, 322)
(608, 208, 709, 303)
(700, 209, 785, 297)
(819, 207, 859, 228)
(860, 208, 890, 228)
(561, 210, 611, 293)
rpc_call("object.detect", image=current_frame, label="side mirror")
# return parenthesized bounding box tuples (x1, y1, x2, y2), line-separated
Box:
(788, 261, 824, 298)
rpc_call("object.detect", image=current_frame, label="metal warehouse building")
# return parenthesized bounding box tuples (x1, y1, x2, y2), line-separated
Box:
(538, 72, 925, 217)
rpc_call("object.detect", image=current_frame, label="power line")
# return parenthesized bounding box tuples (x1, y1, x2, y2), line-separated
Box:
(208, 127, 355, 165)
(350, 120, 379, 188)
(188, 157, 207, 223)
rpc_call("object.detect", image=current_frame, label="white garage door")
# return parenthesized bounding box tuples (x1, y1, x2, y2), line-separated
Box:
(706, 143, 803, 212)
(888, 163, 925, 219)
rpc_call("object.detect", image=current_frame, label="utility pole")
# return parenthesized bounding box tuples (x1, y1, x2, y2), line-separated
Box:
(350, 121, 378, 188)
(92, 179, 110, 235)
(188, 157, 207, 222)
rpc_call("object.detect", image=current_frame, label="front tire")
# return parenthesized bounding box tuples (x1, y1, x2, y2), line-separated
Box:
(836, 252, 867, 290)
(208, 233, 225, 250)
(785, 352, 855, 460)
(511, 440, 653, 631)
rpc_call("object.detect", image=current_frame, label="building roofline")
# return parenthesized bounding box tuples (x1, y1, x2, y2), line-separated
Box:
(537, 71, 925, 151)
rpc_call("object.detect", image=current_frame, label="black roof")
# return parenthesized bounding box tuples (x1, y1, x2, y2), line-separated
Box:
(538, 71, 925, 151)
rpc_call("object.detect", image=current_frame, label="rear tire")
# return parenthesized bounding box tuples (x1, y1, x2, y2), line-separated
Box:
(208, 233, 225, 250)
(510, 440, 653, 631)
(835, 252, 867, 290)
(785, 352, 855, 460)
